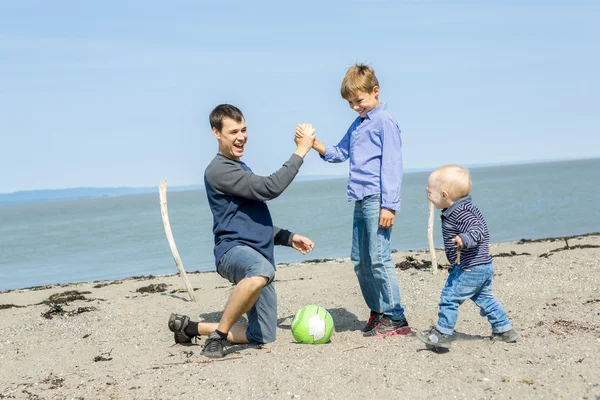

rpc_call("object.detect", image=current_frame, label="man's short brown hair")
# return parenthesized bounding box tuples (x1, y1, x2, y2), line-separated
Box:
(209, 104, 244, 132)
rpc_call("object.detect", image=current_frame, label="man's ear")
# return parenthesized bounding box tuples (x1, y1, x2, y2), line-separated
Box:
(212, 127, 221, 139)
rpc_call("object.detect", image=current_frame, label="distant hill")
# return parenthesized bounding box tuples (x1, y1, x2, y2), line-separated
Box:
(0, 175, 347, 206)
(0, 185, 204, 206)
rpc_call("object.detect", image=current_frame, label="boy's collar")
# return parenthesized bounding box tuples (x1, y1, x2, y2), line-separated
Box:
(442, 195, 472, 218)
(364, 103, 386, 120)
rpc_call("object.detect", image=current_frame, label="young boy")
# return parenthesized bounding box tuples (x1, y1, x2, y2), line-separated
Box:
(297, 64, 410, 337)
(416, 164, 518, 350)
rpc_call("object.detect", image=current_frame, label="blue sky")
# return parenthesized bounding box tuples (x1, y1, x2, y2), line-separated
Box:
(1, 0, 598, 193)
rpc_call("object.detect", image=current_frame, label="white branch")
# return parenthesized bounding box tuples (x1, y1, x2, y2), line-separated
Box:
(428, 200, 438, 274)
(159, 179, 196, 302)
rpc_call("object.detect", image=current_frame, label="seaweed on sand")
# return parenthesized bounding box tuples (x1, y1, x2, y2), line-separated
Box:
(136, 283, 168, 293)
(40, 290, 92, 305)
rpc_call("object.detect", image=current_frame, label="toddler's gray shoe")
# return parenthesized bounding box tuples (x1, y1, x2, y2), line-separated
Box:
(415, 327, 452, 349)
(168, 313, 194, 344)
(491, 328, 519, 343)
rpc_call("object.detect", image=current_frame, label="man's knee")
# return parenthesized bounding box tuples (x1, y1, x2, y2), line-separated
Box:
(262, 330, 276, 344)
(247, 328, 276, 345)
(242, 275, 270, 290)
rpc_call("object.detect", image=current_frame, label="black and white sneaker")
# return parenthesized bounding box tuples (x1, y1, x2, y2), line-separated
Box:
(202, 331, 229, 358)
(168, 313, 195, 344)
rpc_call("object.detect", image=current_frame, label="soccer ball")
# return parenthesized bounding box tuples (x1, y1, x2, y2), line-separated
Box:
(291, 305, 334, 344)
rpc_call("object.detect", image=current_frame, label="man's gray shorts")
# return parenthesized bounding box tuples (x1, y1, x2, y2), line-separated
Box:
(216, 245, 277, 344)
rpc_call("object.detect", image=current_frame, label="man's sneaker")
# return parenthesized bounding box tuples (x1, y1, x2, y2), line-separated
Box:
(168, 313, 194, 344)
(491, 328, 519, 343)
(202, 331, 228, 358)
(363, 315, 412, 337)
(362, 311, 383, 333)
(415, 327, 452, 349)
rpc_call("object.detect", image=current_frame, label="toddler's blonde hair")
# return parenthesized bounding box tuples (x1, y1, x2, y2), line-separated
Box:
(433, 164, 472, 199)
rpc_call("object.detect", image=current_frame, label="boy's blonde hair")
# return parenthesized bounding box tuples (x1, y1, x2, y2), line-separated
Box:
(340, 64, 379, 100)
(433, 164, 472, 199)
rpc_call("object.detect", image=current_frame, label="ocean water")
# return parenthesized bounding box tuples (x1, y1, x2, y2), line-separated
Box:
(1, 158, 598, 291)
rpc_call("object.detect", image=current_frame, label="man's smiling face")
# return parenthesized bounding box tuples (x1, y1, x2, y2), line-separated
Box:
(213, 117, 247, 161)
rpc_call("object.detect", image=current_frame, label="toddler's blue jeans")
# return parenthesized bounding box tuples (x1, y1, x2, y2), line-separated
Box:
(436, 262, 512, 335)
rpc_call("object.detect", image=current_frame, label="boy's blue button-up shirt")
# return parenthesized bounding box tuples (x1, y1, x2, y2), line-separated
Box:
(322, 103, 403, 210)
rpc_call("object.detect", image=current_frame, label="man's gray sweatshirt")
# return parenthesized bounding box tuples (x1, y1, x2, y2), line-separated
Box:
(204, 153, 303, 268)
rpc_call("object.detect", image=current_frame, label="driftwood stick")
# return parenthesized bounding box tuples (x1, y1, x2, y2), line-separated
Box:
(427, 200, 438, 274)
(342, 345, 367, 352)
(456, 248, 461, 265)
(163, 356, 243, 366)
(159, 179, 196, 302)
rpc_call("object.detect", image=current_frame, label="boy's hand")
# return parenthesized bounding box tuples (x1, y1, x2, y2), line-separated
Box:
(452, 235, 464, 249)
(294, 123, 316, 157)
(291, 234, 314, 255)
(379, 209, 395, 228)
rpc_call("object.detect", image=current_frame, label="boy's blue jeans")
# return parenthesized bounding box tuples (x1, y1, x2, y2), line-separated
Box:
(436, 262, 512, 335)
(351, 194, 406, 321)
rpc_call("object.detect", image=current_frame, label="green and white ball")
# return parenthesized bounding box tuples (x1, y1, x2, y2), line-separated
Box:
(291, 305, 334, 344)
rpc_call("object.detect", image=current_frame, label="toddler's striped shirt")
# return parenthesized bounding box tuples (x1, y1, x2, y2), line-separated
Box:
(441, 195, 493, 268)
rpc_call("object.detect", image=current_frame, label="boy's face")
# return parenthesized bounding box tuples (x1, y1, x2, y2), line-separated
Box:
(347, 87, 380, 118)
(427, 174, 451, 209)
(213, 117, 247, 161)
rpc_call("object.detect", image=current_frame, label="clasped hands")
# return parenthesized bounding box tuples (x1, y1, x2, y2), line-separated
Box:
(293, 123, 316, 157)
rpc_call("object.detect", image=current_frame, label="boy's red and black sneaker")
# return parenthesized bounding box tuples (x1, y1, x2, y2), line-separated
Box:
(363, 315, 412, 337)
(362, 311, 383, 333)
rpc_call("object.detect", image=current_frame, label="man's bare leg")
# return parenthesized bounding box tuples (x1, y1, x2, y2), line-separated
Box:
(197, 275, 268, 344)
(197, 322, 248, 343)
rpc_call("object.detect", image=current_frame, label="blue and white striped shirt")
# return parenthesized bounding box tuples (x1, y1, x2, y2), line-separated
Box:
(441, 195, 493, 268)
(322, 103, 403, 211)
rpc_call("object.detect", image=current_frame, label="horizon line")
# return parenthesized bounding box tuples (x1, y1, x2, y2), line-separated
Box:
(1, 155, 598, 196)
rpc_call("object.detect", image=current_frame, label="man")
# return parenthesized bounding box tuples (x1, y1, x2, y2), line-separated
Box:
(168, 104, 316, 358)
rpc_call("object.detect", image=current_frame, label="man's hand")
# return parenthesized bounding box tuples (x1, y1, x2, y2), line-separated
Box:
(296, 123, 326, 156)
(451, 235, 464, 249)
(379, 209, 395, 228)
(294, 123, 316, 158)
(294, 123, 309, 139)
(291, 234, 314, 255)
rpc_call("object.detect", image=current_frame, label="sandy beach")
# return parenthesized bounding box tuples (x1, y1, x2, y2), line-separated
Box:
(1, 234, 599, 399)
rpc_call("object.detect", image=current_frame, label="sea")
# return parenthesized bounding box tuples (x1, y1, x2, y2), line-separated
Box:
(1, 158, 599, 292)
